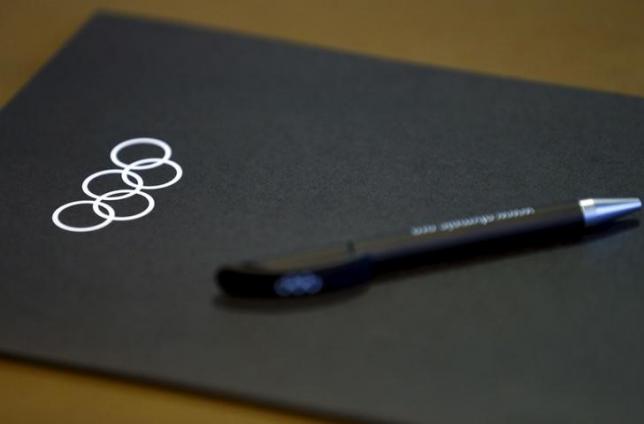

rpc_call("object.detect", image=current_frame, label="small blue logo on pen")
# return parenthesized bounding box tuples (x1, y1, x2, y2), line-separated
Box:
(274, 273, 323, 297)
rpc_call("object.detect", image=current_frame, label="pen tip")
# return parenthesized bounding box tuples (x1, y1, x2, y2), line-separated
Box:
(579, 198, 642, 226)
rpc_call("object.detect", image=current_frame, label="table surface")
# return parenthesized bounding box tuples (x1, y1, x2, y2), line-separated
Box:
(1, 1, 643, 423)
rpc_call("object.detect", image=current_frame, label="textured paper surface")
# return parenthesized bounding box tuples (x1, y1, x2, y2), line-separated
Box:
(1, 13, 643, 423)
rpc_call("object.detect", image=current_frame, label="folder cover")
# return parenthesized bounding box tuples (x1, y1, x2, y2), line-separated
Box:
(1, 13, 643, 423)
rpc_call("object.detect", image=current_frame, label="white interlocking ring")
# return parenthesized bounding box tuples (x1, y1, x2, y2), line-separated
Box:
(52, 137, 182, 233)
(82, 168, 144, 201)
(93, 189, 155, 221)
(122, 158, 183, 190)
(110, 138, 172, 170)
(52, 200, 116, 233)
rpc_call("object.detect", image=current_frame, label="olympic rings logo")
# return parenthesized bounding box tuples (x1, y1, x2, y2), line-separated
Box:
(52, 138, 182, 232)
(274, 273, 323, 297)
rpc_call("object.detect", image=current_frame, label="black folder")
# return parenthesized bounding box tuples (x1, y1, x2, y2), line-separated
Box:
(1, 13, 644, 423)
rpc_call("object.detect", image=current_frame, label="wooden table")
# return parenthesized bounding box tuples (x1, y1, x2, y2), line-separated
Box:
(1, 1, 643, 422)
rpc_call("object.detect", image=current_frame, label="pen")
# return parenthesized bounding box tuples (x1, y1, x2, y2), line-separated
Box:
(216, 198, 641, 297)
